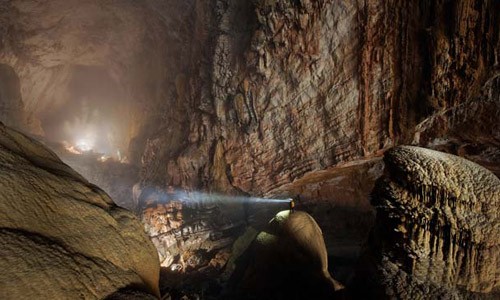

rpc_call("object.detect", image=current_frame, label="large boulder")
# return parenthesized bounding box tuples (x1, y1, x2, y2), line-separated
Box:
(0, 122, 160, 299)
(354, 146, 500, 299)
(227, 210, 342, 299)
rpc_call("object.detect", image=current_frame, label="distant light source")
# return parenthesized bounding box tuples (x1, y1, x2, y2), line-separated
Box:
(75, 139, 92, 152)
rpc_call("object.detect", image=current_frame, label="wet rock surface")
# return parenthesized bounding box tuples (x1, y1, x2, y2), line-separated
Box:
(0, 122, 160, 299)
(354, 146, 500, 299)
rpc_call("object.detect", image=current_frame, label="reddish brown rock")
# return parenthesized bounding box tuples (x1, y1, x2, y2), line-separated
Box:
(0, 0, 497, 203)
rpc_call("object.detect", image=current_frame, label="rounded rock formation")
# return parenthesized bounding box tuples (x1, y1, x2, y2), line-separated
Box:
(354, 146, 500, 299)
(0, 122, 160, 299)
(228, 210, 342, 299)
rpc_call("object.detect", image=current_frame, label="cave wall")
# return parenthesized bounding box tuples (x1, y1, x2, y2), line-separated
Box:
(0, 1, 498, 295)
(0, 0, 498, 198)
(0, 63, 25, 129)
(140, 0, 500, 198)
(0, 0, 194, 148)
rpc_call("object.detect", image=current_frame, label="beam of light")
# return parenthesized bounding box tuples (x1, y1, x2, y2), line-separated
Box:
(137, 186, 292, 206)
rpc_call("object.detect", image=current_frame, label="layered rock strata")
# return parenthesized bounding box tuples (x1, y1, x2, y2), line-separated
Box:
(140, 0, 500, 198)
(140, 189, 242, 274)
(0, 122, 160, 299)
(355, 146, 500, 299)
(0, 0, 498, 221)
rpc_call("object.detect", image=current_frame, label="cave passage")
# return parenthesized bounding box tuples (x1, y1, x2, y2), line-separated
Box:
(39, 65, 130, 159)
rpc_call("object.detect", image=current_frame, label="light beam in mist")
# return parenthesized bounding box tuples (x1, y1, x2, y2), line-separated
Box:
(137, 186, 292, 206)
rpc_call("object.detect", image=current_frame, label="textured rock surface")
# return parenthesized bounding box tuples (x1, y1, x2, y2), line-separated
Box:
(354, 146, 500, 299)
(141, 193, 237, 272)
(0, 1, 499, 296)
(1, 0, 498, 196)
(0, 122, 160, 299)
(227, 210, 342, 300)
(413, 75, 500, 177)
(137, 0, 500, 198)
(0, 64, 25, 130)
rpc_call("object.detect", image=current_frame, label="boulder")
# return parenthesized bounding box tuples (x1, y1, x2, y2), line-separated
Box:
(227, 210, 342, 299)
(0, 123, 160, 299)
(354, 146, 500, 299)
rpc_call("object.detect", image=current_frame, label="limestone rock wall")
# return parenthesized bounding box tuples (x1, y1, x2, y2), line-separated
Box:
(0, 64, 25, 130)
(413, 74, 500, 177)
(0, 122, 160, 299)
(139, 0, 500, 199)
(0, 0, 498, 199)
(354, 146, 500, 299)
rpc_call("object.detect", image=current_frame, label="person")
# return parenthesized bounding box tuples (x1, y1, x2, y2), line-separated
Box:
(289, 195, 300, 212)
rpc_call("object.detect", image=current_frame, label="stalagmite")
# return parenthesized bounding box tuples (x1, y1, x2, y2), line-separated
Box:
(354, 146, 500, 299)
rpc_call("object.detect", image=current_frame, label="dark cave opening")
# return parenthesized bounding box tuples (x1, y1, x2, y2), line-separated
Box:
(0, 64, 25, 130)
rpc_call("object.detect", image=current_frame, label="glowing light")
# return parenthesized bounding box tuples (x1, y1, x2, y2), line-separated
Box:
(170, 264, 183, 272)
(76, 139, 92, 152)
(98, 155, 110, 162)
(64, 144, 81, 155)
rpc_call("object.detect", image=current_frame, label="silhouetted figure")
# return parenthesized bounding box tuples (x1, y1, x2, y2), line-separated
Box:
(289, 198, 295, 212)
(290, 194, 301, 212)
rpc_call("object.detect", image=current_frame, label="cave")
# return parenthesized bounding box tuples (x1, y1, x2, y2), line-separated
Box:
(0, 1, 499, 299)
(38, 65, 130, 157)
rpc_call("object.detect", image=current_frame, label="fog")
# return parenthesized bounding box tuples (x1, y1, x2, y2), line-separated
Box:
(39, 65, 130, 158)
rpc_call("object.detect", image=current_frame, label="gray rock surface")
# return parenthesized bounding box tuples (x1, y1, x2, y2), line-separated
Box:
(0, 122, 160, 299)
(0, 64, 25, 129)
(354, 146, 500, 299)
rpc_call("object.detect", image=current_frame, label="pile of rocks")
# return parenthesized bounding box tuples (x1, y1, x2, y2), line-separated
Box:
(140, 189, 242, 275)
